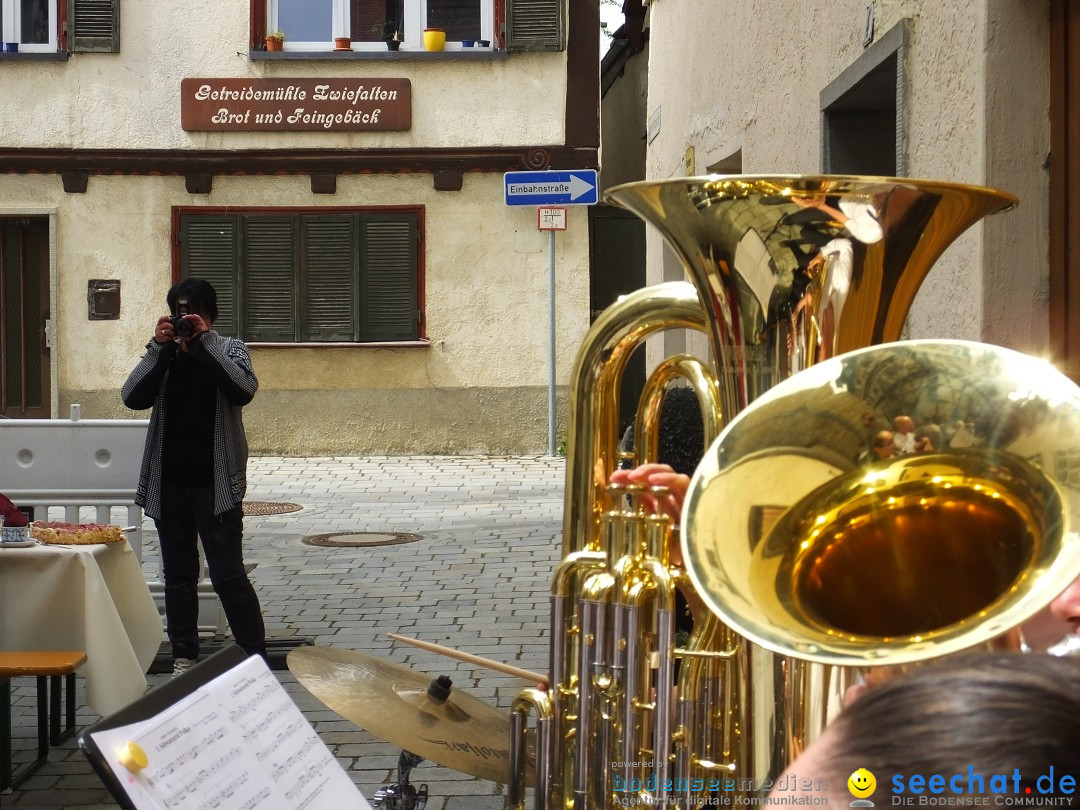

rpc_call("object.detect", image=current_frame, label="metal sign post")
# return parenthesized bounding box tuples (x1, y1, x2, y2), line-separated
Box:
(536, 207, 567, 456)
(504, 171, 598, 456)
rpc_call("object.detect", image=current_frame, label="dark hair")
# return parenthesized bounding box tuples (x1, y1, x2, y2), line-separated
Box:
(620, 385, 706, 476)
(166, 278, 219, 321)
(821, 654, 1080, 801)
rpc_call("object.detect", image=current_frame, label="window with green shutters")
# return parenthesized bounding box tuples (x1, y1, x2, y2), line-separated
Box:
(178, 210, 421, 344)
(68, 0, 120, 52)
(506, 0, 564, 51)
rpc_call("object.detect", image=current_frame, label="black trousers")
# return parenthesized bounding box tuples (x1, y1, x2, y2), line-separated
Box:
(155, 483, 266, 660)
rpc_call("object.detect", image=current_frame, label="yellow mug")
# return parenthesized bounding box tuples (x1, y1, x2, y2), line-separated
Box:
(423, 28, 446, 51)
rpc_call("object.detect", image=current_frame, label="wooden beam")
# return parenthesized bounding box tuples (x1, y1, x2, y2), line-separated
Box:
(184, 173, 213, 194)
(60, 171, 88, 193)
(310, 173, 337, 194)
(432, 170, 463, 191)
(0, 146, 597, 177)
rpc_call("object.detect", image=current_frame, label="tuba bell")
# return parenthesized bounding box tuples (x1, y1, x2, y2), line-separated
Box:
(509, 176, 1080, 810)
(683, 339, 1080, 670)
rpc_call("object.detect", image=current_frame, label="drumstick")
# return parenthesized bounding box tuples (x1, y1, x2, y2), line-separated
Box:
(387, 632, 549, 685)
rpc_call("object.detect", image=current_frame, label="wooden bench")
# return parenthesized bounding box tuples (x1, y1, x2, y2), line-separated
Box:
(0, 651, 87, 791)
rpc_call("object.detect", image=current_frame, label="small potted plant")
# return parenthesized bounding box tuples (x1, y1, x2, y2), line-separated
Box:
(265, 30, 285, 51)
(422, 27, 445, 51)
(383, 21, 402, 51)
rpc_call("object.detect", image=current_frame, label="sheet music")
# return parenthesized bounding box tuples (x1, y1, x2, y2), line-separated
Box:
(90, 655, 372, 810)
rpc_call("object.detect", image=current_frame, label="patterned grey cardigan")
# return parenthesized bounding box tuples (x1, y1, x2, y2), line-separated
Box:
(121, 331, 258, 520)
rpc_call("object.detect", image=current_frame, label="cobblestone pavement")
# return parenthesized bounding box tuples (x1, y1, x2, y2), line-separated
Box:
(3, 455, 564, 809)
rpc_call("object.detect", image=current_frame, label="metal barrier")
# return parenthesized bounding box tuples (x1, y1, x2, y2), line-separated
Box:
(0, 405, 227, 638)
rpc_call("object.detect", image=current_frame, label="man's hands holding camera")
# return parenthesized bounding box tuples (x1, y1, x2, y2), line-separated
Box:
(154, 313, 209, 347)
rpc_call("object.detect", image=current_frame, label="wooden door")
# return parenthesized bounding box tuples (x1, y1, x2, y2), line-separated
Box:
(0, 217, 51, 418)
(1051, 0, 1080, 380)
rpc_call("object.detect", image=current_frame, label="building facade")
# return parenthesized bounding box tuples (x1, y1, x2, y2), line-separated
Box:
(608, 0, 1063, 372)
(0, 0, 598, 455)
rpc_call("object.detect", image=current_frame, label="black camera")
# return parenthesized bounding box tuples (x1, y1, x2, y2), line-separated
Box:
(170, 298, 197, 338)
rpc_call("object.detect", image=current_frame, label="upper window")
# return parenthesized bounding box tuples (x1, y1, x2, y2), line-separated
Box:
(269, 0, 494, 52)
(178, 210, 422, 344)
(0, 0, 121, 54)
(0, 0, 56, 52)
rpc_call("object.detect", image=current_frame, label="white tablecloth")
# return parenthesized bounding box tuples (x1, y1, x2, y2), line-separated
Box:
(0, 540, 162, 716)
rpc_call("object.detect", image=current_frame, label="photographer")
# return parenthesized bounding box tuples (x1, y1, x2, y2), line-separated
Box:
(122, 278, 266, 675)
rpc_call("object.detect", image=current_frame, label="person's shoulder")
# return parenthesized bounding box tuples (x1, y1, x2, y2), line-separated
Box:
(204, 331, 249, 349)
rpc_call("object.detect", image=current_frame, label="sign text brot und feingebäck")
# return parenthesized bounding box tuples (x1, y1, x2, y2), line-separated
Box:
(180, 78, 411, 132)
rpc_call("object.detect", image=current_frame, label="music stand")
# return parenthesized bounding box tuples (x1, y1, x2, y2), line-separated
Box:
(79, 645, 371, 809)
(78, 645, 247, 810)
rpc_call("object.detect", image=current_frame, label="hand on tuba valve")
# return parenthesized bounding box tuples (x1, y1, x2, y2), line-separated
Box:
(608, 463, 690, 526)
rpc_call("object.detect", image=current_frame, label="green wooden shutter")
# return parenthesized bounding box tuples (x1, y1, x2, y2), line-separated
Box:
(179, 215, 239, 337)
(360, 214, 417, 341)
(242, 217, 297, 342)
(300, 216, 358, 342)
(506, 0, 564, 51)
(68, 0, 120, 52)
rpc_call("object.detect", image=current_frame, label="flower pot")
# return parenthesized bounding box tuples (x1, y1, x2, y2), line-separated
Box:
(265, 36, 284, 52)
(4, 42, 18, 53)
(422, 28, 446, 52)
(462, 40, 475, 47)
(334, 36, 352, 51)
(386, 39, 401, 51)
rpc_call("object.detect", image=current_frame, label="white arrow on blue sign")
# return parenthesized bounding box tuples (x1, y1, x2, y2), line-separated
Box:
(504, 170, 599, 206)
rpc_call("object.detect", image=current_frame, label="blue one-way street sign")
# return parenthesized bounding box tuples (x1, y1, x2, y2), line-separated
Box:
(504, 170, 599, 206)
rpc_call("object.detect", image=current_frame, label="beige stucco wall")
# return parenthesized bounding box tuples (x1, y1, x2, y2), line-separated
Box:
(640, 0, 1050, 357)
(0, 173, 591, 453)
(0, 0, 567, 150)
(599, 46, 648, 191)
(0, 1, 592, 453)
(0, 172, 589, 453)
(981, 0, 1051, 356)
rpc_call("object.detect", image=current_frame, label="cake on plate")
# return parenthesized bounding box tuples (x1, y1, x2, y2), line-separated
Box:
(30, 521, 125, 545)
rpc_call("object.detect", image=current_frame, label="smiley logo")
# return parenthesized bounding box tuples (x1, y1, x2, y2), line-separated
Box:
(848, 768, 876, 799)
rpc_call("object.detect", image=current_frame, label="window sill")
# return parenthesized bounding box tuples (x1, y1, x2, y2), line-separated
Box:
(250, 340, 431, 348)
(0, 51, 69, 61)
(250, 49, 507, 62)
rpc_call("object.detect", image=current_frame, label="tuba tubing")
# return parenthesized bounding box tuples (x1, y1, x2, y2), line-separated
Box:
(509, 688, 552, 810)
(561, 282, 710, 559)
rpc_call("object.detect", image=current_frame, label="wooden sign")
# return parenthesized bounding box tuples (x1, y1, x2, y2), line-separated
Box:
(181, 78, 411, 132)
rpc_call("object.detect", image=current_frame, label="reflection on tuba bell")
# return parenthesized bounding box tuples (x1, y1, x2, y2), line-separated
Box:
(509, 177, 1080, 810)
(684, 339, 1080, 668)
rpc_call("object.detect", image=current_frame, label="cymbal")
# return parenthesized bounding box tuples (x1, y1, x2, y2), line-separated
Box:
(287, 646, 532, 784)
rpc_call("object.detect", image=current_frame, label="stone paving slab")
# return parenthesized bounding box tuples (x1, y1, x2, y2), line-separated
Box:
(3, 455, 563, 809)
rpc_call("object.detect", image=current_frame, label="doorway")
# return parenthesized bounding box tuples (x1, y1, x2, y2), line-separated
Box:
(589, 205, 647, 434)
(821, 20, 909, 176)
(1, 217, 51, 418)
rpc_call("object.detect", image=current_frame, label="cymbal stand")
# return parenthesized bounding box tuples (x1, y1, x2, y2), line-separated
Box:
(373, 750, 428, 810)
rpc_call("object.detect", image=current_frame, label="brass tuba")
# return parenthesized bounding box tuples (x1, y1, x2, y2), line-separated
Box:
(509, 176, 1080, 810)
